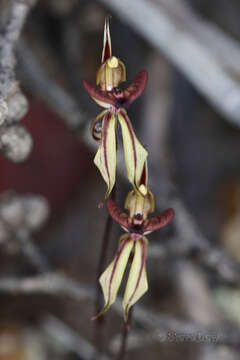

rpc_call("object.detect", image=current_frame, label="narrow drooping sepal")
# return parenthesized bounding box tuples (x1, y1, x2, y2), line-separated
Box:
(145, 208, 175, 233)
(118, 109, 148, 195)
(106, 199, 129, 231)
(102, 16, 112, 64)
(94, 113, 116, 199)
(122, 237, 148, 321)
(94, 235, 134, 319)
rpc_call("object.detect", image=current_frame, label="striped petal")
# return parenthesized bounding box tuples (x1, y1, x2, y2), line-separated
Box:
(94, 235, 134, 319)
(94, 113, 117, 199)
(118, 109, 148, 195)
(123, 237, 148, 321)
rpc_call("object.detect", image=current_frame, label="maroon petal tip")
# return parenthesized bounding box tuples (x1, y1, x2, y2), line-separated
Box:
(120, 69, 148, 108)
(145, 208, 174, 233)
(82, 79, 116, 107)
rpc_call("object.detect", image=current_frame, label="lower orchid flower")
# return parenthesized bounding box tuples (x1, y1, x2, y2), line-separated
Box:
(94, 185, 174, 321)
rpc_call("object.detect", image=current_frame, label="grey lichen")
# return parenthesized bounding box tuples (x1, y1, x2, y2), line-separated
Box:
(0, 125, 33, 162)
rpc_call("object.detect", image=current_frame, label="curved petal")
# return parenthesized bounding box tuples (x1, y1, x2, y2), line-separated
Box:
(82, 79, 116, 109)
(121, 70, 148, 108)
(106, 199, 129, 231)
(94, 113, 116, 199)
(93, 235, 134, 319)
(123, 237, 148, 321)
(118, 110, 148, 195)
(144, 208, 175, 234)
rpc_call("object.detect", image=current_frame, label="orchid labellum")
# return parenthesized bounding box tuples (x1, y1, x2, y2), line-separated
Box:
(94, 185, 175, 321)
(82, 17, 148, 199)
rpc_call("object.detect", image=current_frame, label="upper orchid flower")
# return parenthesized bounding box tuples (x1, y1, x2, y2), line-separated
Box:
(94, 185, 175, 321)
(82, 17, 148, 199)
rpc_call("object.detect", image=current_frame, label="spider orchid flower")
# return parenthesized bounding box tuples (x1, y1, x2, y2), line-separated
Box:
(94, 185, 174, 321)
(82, 17, 148, 199)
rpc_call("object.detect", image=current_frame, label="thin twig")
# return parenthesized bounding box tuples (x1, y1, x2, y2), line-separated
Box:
(0, 272, 92, 300)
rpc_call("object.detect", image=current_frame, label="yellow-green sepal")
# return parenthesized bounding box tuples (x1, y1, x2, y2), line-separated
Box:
(94, 113, 117, 199)
(94, 235, 134, 318)
(118, 109, 148, 195)
(122, 236, 148, 321)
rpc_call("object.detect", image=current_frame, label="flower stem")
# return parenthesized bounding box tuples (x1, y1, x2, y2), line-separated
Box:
(93, 188, 116, 354)
(116, 308, 133, 360)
